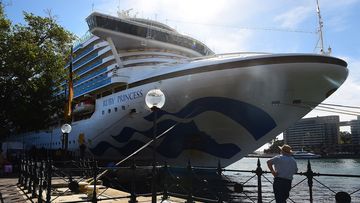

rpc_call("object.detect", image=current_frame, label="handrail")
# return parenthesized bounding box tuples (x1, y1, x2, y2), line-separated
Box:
(17, 156, 360, 202)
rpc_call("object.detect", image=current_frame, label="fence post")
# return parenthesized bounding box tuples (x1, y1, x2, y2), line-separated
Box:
(24, 157, 29, 189)
(217, 161, 223, 203)
(18, 157, 23, 185)
(38, 160, 44, 203)
(151, 161, 157, 203)
(92, 161, 98, 203)
(28, 158, 33, 194)
(255, 158, 263, 203)
(0, 192, 4, 203)
(32, 159, 38, 198)
(129, 159, 137, 203)
(306, 160, 314, 203)
(46, 158, 52, 203)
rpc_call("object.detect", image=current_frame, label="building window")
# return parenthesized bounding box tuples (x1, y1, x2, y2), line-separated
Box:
(102, 110, 105, 115)
(115, 107, 118, 112)
(108, 109, 111, 113)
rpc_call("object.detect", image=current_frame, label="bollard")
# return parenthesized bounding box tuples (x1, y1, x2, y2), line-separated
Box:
(46, 159, 52, 203)
(306, 160, 314, 203)
(186, 161, 193, 203)
(255, 158, 263, 203)
(162, 162, 169, 201)
(129, 159, 137, 203)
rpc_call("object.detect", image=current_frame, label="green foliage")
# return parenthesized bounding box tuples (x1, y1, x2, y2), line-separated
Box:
(0, 4, 75, 137)
(339, 131, 352, 144)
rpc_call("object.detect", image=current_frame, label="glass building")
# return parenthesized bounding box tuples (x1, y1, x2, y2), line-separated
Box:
(283, 116, 339, 151)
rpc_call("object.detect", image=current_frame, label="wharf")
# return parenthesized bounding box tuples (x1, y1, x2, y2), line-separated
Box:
(0, 176, 193, 203)
(0, 177, 29, 202)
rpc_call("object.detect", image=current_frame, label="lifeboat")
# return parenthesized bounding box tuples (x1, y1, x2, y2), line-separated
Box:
(73, 99, 95, 115)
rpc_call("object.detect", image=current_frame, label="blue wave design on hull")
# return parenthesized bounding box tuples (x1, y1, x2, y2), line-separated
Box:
(89, 97, 276, 159)
(112, 120, 177, 143)
(91, 140, 146, 156)
(90, 120, 240, 159)
(144, 97, 276, 140)
(156, 121, 240, 159)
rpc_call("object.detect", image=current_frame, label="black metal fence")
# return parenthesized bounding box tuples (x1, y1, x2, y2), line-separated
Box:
(16, 156, 360, 203)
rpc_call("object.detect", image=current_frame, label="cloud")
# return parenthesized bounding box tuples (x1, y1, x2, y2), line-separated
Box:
(204, 29, 254, 54)
(273, 6, 313, 29)
(94, 0, 267, 54)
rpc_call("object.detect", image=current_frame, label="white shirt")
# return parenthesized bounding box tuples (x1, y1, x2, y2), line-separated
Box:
(269, 154, 298, 180)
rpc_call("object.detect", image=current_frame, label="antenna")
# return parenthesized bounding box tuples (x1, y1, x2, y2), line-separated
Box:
(315, 0, 331, 55)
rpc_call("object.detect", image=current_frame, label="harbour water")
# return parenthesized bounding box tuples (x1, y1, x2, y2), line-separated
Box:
(225, 157, 360, 202)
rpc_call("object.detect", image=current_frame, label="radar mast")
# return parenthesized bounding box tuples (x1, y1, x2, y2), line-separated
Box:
(316, 0, 331, 55)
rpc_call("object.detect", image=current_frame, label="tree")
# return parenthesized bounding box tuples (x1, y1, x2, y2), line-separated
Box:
(264, 138, 284, 154)
(0, 4, 74, 138)
(339, 131, 352, 144)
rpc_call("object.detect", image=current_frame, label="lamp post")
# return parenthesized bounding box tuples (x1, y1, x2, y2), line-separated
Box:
(61, 124, 72, 153)
(145, 89, 165, 203)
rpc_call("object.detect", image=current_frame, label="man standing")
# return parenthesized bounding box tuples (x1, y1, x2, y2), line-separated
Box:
(267, 144, 298, 203)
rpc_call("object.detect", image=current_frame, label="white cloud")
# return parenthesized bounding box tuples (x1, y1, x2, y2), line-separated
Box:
(274, 6, 313, 29)
(94, 0, 268, 53)
(205, 29, 254, 54)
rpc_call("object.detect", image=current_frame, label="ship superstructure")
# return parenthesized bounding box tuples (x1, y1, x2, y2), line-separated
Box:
(10, 12, 348, 167)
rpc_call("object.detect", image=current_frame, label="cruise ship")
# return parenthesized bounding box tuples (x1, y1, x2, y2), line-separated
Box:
(9, 11, 348, 167)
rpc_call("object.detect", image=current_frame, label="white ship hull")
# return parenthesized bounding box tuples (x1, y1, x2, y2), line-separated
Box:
(18, 54, 347, 167)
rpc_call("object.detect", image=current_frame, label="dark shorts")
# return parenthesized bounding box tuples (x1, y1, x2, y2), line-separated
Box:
(273, 177, 292, 203)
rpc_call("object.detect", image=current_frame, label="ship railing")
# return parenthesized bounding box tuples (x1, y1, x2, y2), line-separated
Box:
(156, 51, 270, 67)
(189, 51, 270, 61)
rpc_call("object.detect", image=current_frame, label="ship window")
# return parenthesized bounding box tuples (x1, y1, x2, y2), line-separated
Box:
(115, 107, 118, 112)
(108, 109, 111, 113)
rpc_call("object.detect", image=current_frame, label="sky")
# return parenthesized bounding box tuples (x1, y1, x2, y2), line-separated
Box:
(3, 0, 360, 125)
